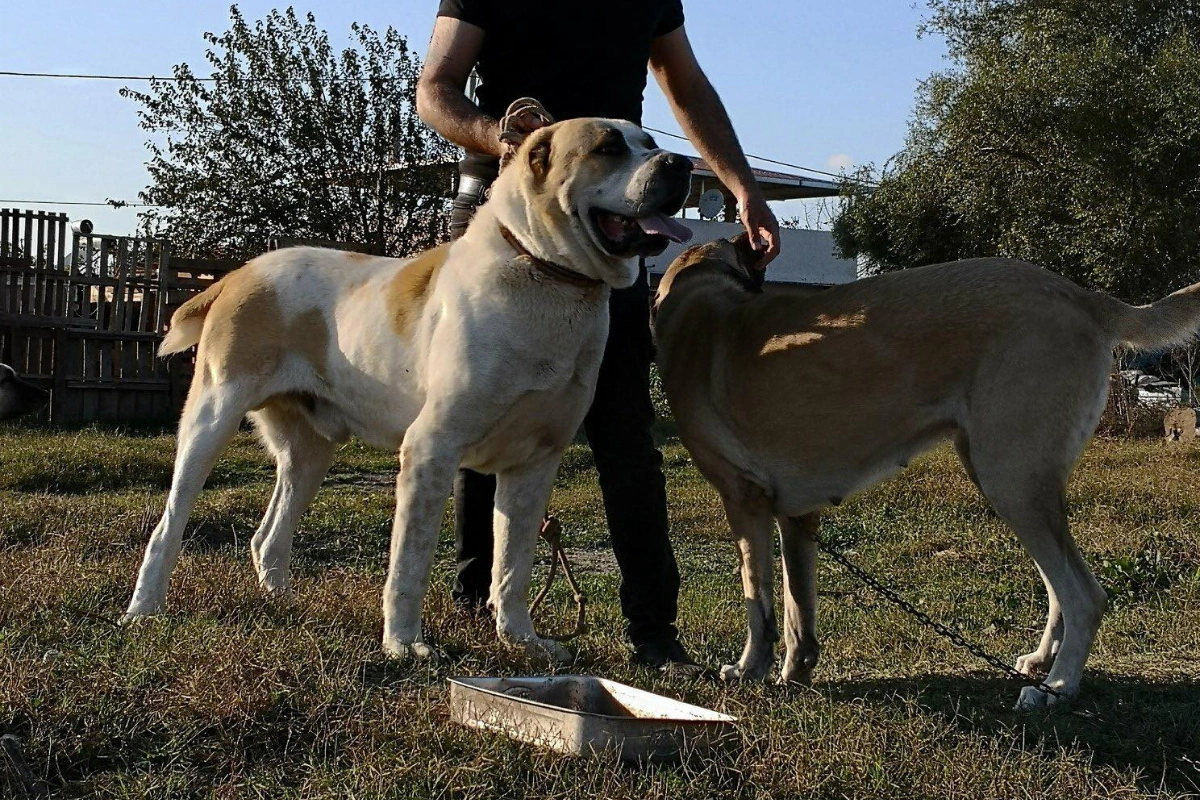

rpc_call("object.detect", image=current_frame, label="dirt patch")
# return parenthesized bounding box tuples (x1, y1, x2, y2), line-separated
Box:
(559, 547, 618, 573)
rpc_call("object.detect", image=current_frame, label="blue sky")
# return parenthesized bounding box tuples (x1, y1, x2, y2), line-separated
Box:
(0, 1, 948, 235)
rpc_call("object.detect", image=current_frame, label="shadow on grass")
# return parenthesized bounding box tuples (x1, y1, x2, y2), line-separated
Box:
(821, 672, 1200, 795)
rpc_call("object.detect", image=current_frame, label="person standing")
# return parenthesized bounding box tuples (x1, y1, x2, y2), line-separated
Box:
(416, 0, 779, 672)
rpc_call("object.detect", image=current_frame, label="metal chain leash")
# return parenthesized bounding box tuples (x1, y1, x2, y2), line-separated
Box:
(815, 536, 1066, 700)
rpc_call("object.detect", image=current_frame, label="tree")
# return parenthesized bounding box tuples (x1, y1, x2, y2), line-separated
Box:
(122, 6, 455, 258)
(832, 0, 1200, 303)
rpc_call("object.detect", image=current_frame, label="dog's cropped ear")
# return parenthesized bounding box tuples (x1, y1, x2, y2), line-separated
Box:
(526, 130, 552, 180)
(729, 233, 766, 292)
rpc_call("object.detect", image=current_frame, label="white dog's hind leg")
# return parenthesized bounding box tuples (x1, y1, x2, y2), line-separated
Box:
(719, 498, 778, 683)
(248, 402, 336, 598)
(491, 457, 571, 665)
(381, 426, 459, 661)
(778, 513, 821, 685)
(123, 381, 248, 621)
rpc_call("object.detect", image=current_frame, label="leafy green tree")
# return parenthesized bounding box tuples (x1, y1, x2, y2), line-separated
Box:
(832, 0, 1200, 302)
(122, 6, 455, 258)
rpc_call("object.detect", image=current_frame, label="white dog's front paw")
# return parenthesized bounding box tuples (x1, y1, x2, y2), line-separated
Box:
(260, 583, 296, 605)
(720, 654, 772, 683)
(720, 661, 769, 683)
(382, 638, 439, 663)
(523, 637, 573, 666)
(120, 601, 163, 625)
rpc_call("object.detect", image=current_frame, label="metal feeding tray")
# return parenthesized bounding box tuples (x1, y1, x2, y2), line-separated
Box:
(448, 675, 738, 763)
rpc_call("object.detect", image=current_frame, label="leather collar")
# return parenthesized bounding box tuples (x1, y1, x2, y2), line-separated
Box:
(498, 225, 605, 289)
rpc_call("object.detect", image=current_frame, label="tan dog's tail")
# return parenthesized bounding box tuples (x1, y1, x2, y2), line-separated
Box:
(1105, 280, 1200, 351)
(158, 277, 228, 356)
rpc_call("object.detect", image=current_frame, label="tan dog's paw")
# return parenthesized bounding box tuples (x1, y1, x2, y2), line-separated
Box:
(778, 640, 820, 685)
(382, 639, 439, 664)
(1014, 684, 1061, 710)
(776, 665, 814, 686)
(1014, 649, 1056, 676)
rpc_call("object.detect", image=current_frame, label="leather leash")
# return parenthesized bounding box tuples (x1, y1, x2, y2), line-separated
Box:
(530, 515, 588, 641)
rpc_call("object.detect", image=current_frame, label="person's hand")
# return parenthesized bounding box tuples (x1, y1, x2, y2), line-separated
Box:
(497, 98, 554, 167)
(737, 190, 780, 270)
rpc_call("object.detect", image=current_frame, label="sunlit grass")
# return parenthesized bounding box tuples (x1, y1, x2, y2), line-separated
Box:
(1, 424, 1197, 798)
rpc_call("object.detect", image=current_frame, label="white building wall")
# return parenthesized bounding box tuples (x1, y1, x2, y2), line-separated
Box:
(642, 218, 857, 285)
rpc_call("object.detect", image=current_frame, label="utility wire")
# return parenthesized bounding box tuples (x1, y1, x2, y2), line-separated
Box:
(0, 69, 371, 83)
(0, 70, 190, 81)
(0, 200, 157, 208)
(2, 69, 863, 183)
(644, 125, 866, 184)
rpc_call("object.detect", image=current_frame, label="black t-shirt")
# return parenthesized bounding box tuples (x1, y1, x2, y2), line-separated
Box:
(437, 0, 685, 178)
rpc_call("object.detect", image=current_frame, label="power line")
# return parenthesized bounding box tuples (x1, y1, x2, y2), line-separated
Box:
(2, 69, 869, 189)
(0, 70, 188, 81)
(0, 69, 372, 83)
(3, 71, 861, 180)
(0, 200, 156, 208)
(643, 125, 864, 183)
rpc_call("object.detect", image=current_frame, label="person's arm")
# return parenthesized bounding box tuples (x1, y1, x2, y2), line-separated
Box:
(649, 26, 780, 268)
(416, 16, 502, 158)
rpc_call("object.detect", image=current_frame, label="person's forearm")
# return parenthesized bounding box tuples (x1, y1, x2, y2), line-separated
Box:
(416, 79, 502, 158)
(659, 74, 759, 200)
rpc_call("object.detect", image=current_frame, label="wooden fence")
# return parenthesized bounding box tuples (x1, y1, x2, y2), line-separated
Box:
(0, 208, 236, 426)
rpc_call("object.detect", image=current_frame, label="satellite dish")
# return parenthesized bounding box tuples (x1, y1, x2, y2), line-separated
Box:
(697, 189, 724, 220)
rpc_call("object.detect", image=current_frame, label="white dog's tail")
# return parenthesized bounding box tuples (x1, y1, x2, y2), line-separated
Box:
(158, 277, 229, 356)
(1103, 280, 1200, 351)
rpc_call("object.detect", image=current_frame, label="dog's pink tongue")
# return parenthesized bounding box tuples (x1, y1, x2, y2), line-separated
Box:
(637, 213, 693, 243)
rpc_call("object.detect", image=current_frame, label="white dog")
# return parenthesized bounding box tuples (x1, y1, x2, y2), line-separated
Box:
(123, 117, 693, 662)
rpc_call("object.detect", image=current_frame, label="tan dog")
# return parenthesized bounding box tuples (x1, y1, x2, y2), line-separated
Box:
(123, 118, 693, 663)
(653, 234, 1200, 708)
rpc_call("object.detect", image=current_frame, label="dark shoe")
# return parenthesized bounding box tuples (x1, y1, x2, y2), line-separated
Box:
(632, 638, 705, 678)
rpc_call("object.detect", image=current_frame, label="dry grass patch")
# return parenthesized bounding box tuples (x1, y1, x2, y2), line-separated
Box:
(0, 425, 1197, 798)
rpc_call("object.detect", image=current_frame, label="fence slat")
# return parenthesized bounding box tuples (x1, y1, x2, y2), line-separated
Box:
(1, 212, 225, 425)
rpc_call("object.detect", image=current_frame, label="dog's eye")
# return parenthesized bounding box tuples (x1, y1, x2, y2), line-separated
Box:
(593, 141, 629, 156)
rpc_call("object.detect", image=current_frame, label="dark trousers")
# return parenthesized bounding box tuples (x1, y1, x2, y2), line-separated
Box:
(448, 187, 680, 646)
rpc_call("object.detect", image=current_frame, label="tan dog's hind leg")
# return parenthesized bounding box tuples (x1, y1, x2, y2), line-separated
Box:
(969, 455, 1106, 708)
(248, 401, 336, 599)
(1015, 563, 1064, 677)
(720, 497, 778, 682)
(491, 457, 572, 665)
(957, 432, 1064, 676)
(123, 379, 250, 621)
(778, 513, 821, 684)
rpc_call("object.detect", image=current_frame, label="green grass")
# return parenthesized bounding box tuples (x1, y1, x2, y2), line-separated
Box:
(1, 424, 1198, 798)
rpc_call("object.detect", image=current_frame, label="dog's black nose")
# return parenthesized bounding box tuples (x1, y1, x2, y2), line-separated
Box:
(664, 153, 693, 174)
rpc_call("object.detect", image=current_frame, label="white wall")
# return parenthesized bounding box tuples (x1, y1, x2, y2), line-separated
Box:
(642, 218, 857, 285)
